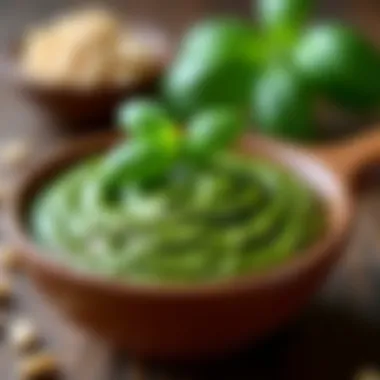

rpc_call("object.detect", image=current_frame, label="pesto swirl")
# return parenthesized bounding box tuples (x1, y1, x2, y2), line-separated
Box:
(30, 153, 323, 283)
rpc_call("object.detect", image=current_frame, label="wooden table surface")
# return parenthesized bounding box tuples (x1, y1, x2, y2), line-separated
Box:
(2, 0, 380, 379)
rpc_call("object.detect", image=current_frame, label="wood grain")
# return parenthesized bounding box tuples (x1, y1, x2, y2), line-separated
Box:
(1, 0, 380, 379)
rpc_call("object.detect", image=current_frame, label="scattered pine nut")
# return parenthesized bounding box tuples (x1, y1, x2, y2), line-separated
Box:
(0, 312, 8, 334)
(0, 275, 12, 304)
(355, 368, 380, 380)
(129, 361, 146, 380)
(9, 317, 39, 353)
(0, 140, 31, 168)
(0, 245, 20, 272)
(0, 182, 10, 205)
(19, 352, 58, 380)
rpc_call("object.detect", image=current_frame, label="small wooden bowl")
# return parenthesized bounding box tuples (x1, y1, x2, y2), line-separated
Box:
(4, 26, 170, 130)
(7, 131, 354, 359)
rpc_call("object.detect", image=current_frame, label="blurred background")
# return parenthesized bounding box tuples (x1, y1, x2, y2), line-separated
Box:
(1, 0, 380, 140)
(0, 0, 378, 38)
(0, 0, 374, 34)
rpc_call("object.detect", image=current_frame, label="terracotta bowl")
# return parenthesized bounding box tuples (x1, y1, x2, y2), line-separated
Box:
(4, 25, 170, 129)
(10, 129, 376, 360)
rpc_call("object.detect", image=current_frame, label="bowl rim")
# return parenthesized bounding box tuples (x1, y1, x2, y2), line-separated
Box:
(6, 131, 354, 298)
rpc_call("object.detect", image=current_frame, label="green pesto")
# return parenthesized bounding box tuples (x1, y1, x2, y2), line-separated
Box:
(30, 154, 323, 284)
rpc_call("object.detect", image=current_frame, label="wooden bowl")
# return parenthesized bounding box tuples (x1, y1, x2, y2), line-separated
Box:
(4, 26, 170, 130)
(7, 131, 355, 359)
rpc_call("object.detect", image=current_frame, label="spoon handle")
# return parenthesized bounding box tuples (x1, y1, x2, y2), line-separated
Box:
(310, 126, 380, 183)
